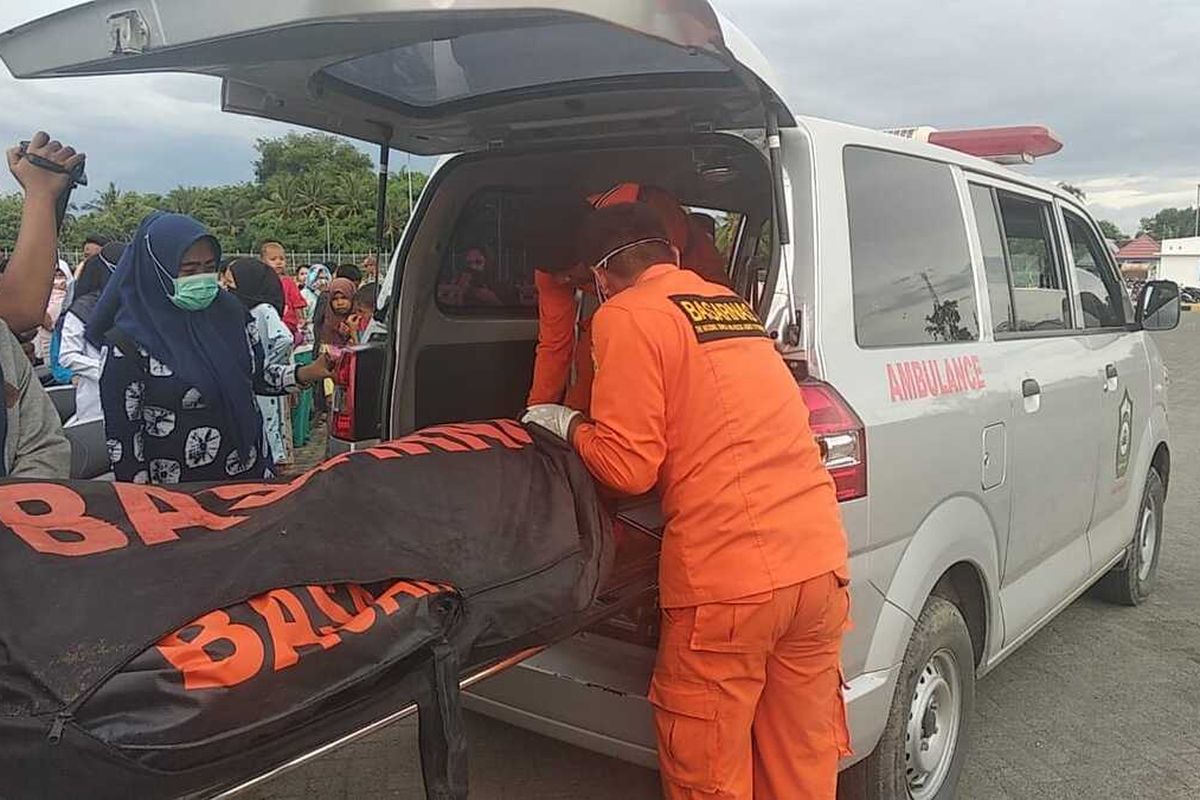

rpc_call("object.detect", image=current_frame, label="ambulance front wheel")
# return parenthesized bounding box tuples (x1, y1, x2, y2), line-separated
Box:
(841, 595, 975, 800)
(1097, 466, 1164, 606)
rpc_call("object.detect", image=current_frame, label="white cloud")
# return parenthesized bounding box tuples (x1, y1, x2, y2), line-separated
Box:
(1067, 176, 1199, 235)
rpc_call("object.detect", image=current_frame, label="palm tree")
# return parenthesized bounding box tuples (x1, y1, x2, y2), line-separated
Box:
(333, 171, 372, 220)
(296, 175, 333, 220)
(85, 182, 123, 214)
(165, 186, 212, 218)
(209, 192, 256, 246)
(259, 176, 303, 219)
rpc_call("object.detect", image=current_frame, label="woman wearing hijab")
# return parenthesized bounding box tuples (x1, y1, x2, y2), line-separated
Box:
(227, 257, 293, 470)
(301, 264, 331, 344)
(311, 276, 357, 415)
(88, 213, 337, 484)
(36, 260, 74, 363)
(320, 277, 358, 349)
(56, 241, 125, 425)
(298, 264, 333, 425)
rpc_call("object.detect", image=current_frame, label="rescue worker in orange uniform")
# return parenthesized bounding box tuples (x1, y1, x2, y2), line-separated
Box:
(527, 183, 726, 412)
(523, 203, 851, 800)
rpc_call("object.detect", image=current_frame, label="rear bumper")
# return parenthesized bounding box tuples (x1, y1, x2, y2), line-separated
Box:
(464, 635, 899, 769)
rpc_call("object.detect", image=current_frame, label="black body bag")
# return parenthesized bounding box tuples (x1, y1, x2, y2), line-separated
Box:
(0, 421, 613, 800)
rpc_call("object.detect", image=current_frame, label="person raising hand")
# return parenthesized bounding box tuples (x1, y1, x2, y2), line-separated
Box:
(2, 131, 85, 333)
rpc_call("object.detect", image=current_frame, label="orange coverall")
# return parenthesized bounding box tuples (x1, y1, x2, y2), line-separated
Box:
(572, 264, 850, 799)
(527, 271, 596, 411)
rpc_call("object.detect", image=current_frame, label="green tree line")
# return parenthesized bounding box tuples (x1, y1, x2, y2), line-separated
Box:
(1058, 182, 1200, 244)
(0, 132, 429, 258)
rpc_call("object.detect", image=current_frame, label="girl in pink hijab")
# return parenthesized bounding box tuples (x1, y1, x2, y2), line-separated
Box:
(35, 259, 73, 362)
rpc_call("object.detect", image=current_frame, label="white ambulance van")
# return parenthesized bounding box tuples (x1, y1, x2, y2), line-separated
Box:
(1, 3, 1179, 797)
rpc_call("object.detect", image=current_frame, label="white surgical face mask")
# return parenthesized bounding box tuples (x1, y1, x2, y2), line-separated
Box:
(591, 237, 675, 302)
(591, 266, 610, 303)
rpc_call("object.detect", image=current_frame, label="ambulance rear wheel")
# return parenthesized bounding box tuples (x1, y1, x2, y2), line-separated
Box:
(843, 595, 974, 800)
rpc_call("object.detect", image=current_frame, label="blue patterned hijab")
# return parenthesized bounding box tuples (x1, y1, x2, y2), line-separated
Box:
(88, 212, 259, 454)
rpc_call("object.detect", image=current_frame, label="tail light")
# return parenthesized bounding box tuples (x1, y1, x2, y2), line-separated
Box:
(799, 381, 867, 502)
(329, 345, 385, 442)
(330, 351, 357, 441)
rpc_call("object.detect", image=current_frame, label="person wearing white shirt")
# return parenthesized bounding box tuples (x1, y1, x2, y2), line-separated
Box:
(56, 243, 122, 425)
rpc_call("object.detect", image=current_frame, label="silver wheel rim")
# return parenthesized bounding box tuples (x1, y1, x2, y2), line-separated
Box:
(905, 649, 962, 800)
(1137, 503, 1157, 583)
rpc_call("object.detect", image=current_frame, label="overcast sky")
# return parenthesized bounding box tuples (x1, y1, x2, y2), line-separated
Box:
(1, 0, 1196, 235)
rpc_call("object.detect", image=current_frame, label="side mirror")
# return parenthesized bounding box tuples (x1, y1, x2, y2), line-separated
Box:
(1137, 280, 1181, 332)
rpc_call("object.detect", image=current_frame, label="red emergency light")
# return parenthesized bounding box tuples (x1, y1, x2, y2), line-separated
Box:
(884, 125, 1063, 165)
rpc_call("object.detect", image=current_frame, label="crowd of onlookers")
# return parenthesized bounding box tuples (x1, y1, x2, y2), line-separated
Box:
(0, 130, 380, 484)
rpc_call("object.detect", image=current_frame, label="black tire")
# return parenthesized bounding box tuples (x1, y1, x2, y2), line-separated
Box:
(1097, 467, 1165, 606)
(839, 595, 975, 800)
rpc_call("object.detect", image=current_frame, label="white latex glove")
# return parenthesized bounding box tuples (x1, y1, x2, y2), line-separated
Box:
(521, 404, 582, 441)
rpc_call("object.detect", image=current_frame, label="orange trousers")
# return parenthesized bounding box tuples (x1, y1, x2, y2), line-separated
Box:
(650, 571, 851, 799)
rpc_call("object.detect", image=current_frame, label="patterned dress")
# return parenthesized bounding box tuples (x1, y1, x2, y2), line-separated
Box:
(100, 320, 298, 484)
(250, 303, 294, 466)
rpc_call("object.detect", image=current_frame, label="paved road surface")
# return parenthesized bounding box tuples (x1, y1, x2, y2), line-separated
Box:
(249, 317, 1200, 799)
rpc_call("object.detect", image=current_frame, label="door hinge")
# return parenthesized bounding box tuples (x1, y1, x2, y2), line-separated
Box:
(107, 10, 151, 55)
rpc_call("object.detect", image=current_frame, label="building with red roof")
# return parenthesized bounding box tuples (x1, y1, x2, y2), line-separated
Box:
(1114, 235, 1160, 279)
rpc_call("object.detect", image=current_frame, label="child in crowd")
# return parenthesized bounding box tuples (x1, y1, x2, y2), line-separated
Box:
(347, 283, 378, 345)
(35, 261, 73, 363)
(259, 241, 307, 344)
(321, 278, 358, 349)
(316, 277, 358, 418)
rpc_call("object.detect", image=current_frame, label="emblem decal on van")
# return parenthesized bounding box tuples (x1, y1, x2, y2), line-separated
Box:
(1116, 390, 1133, 479)
(886, 356, 985, 403)
(669, 295, 769, 344)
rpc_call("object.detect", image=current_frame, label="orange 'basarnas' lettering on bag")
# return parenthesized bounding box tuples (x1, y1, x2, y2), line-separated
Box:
(3, 420, 535, 559)
(114, 483, 246, 545)
(0, 484, 128, 557)
(156, 609, 266, 690)
(154, 580, 453, 690)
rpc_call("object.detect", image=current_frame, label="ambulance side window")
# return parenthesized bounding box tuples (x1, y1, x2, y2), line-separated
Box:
(996, 192, 1070, 333)
(1063, 210, 1129, 329)
(845, 147, 979, 347)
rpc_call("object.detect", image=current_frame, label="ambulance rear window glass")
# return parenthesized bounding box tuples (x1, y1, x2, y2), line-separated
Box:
(323, 21, 729, 108)
(845, 148, 979, 347)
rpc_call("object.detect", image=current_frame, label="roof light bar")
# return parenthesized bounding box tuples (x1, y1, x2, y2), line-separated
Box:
(883, 125, 1064, 165)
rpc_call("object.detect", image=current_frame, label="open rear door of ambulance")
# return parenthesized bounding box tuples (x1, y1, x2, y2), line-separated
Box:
(0, 0, 793, 155)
